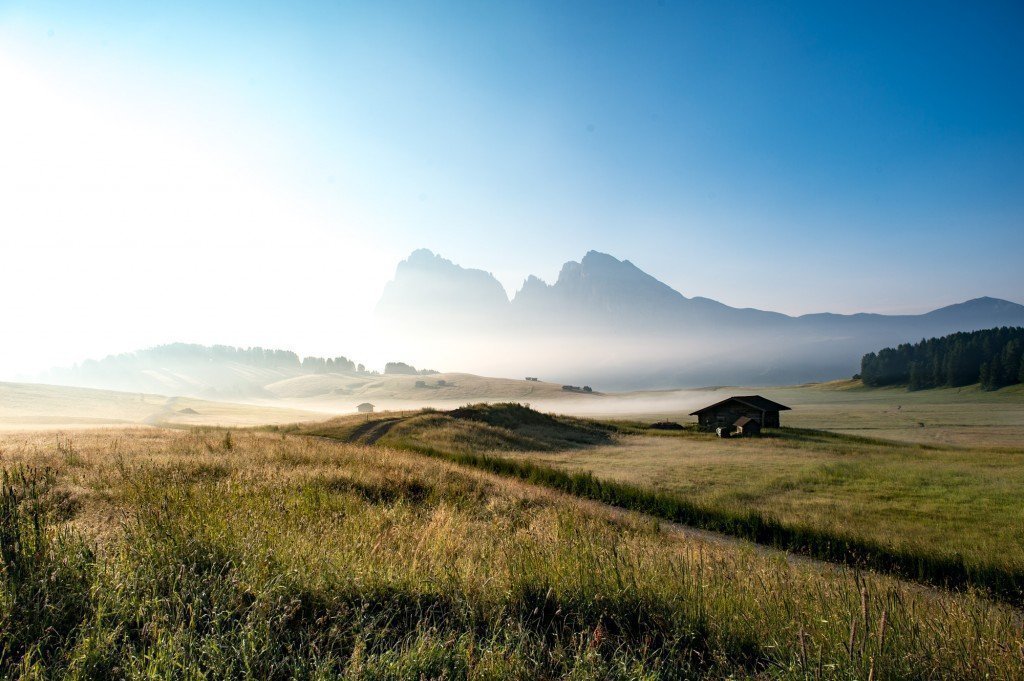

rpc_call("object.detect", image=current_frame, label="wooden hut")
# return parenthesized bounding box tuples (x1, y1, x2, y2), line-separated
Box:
(732, 416, 761, 436)
(357, 402, 375, 413)
(690, 395, 790, 431)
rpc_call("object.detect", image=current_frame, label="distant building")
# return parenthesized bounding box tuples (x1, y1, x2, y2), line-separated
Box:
(689, 395, 790, 431)
(357, 402, 375, 413)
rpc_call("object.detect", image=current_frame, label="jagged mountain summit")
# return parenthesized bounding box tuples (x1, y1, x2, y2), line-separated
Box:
(514, 251, 686, 314)
(375, 249, 1024, 387)
(375, 249, 510, 326)
(377, 249, 786, 333)
(513, 251, 701, 328)
(510, 250, 787, 331)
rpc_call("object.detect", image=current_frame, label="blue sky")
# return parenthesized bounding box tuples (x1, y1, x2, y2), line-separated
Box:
(1, 1, 1022, 372)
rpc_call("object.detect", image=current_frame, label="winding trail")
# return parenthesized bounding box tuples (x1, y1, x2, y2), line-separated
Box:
(345, 417, 405, 445)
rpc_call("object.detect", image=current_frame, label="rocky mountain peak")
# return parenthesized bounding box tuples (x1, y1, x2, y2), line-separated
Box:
(375, 249, 510, 323)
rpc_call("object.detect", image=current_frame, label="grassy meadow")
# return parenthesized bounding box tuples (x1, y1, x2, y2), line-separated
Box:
(306, 401, 1024, 603)
(1, 426, 1023, 679)
(506, 428, 1024, 587)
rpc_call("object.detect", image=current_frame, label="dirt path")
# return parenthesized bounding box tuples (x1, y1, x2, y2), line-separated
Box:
(344, 417, 406, 445)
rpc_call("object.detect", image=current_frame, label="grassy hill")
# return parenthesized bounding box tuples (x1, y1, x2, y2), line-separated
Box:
(306, 402, 613, 452)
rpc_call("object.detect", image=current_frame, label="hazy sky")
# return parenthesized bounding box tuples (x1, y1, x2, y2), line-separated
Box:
(2, 1, 1022, 376)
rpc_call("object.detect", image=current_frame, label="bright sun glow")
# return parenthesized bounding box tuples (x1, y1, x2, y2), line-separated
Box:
(0, 53, 393, 377)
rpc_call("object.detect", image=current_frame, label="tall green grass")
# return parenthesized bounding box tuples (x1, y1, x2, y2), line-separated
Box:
(2, 429, 1022, 679)
(0, 468, 96, 675)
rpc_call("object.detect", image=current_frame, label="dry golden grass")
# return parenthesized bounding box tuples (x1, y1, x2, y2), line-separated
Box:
(2, 426, 1022, 678)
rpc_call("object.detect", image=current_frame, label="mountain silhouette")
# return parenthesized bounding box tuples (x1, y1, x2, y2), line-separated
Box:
(376, 249, 1024, 387)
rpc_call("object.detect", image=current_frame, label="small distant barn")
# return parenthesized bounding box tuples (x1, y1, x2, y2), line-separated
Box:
(732, 416, 760, 436)
(690, 395, 790, 432)
(356, 402, 375, 413)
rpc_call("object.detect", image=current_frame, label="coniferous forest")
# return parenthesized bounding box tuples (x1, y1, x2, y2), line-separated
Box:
(860, 327, 1024, 390)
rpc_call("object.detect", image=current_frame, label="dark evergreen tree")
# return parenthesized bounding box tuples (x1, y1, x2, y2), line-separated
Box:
(1001, 340, 1022, 386)
(908, 361, 923, 391)
(979, 361, 992, 390)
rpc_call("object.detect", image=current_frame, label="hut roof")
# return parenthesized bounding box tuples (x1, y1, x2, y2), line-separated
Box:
(689, 395, 791, 416)
(357, 402, 375, 408)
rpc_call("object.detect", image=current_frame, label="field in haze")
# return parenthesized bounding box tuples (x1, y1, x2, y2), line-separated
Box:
(9, 373, 1024, 442)
(0, 373, 615, 430)
(0, 381, 327, 430)
(1, 425, 1022, 678)
(4, 371, 1024, 676)
(264, 371, 605, 412)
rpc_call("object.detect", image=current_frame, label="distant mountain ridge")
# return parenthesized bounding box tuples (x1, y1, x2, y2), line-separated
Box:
(375, 249, 1024, 387)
